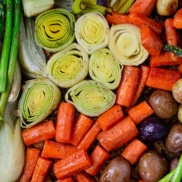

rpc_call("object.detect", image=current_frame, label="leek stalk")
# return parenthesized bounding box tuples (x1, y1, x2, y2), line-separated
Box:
(18, 78, 62, 128)
(46, 43, 89, 88)
(0, 0, 21, 125)
(108, 23, 149, 66)
(75, 12, 109, 55)
(22, 0, 54, 17)
(65, 80, 116, 117)
(18, 15, 47, 78)
(0, 0, 13, 93)
(89, 48, 123, 90)
(35, 8, 75, 53)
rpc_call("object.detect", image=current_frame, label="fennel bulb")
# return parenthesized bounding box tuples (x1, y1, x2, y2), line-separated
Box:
(0, 102, 25, 182)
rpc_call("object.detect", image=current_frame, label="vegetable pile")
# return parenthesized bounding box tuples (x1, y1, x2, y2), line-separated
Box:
(1, 0, 182, 181)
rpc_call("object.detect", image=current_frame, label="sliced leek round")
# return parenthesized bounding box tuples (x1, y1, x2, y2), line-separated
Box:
(65, 80, 116, 117)
(89, 48, 123, 90)
(18, 78, 61, 128)
(46, 43, 89, 88)
(75, 12, 109, 55)
(35, 8, 75, 53)
(109, 23, 149, 66)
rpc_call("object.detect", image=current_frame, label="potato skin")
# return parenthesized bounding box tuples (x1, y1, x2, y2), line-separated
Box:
(149, 89, 178, 119)
(172, 78, 182, 104)
(138, 150, 168, 182)
(99, 156, 131, 182)
(166, 124, 182, 156)
(156, 0, 178, 16)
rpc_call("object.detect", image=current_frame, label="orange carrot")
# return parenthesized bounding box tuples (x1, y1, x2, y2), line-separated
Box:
(55, 102, 76, 143)
(22, 120, 56, 146)
(56, 177, 74, 182)
(73, 171, 96, 182)
(19, 147, 41, 182)
(150, 51, 182, 67)
(97, 116, 138, 152)
(121, 139, 148, 165)
(71, 114, 94, 147)
(140, 25, 163, 56)
(165, 18, 178, 62)
(77, 121, 101, 151)
(128, 12, 163, 35)
(116, 66, 140, 107)
(97, 104, 124, 131)
(130, 65, 151, 107)
(41, 139, 77, 159)
(53, 149, 92, 179)
(31, 157, 53, 182)
(173, 8, 182, 29)
(178, 64, 182, 77)
(128, 0, 157, 16)
(145, 67, 181, 91)
(85, 145, 110, 176)
(128, 101, 154, 125)
(106, 11, 129, 25)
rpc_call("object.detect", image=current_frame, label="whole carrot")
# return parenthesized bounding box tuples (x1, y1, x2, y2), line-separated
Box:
(173, 8, 182, 29)
(53, 149, 92, 179)
(31, 157, 53, 182)
(77, 121, 101, 151)
(165, 18, 178, 62)
(106, 11, 129, 25)
(140, 25, 163, 56)
(85, 145, 110, 176)
(41, 140, 77, 159)
(145, 67, 181, 91)
(19, 147, 41, 182)
(71, 114, 94, 147)
(97, 104, 124, 131)
(128, 12, 163, 35)
(116, 66, 140, 107)
(97, 116, 138, 151)
(130, 65, 151, 107)
(128, 100, 154, 125)
(55, 102, 76, 143)
(128, 0, 157, 16)
(22, 120, 56, 146)
(121, 139, 148, 165)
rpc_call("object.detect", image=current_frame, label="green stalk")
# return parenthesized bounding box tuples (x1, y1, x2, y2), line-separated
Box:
(171, 155, 182, 182)
(0, 0, 13, 93)
(0, 0, 5, 41)
(0, 0, 21, 125)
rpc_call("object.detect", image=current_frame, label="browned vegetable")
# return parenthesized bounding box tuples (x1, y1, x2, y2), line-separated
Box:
(99, 156, 131, 182)
(166, 124, 182, 156)
(149, 89, 178, 119)
(138, 150, 168, 182)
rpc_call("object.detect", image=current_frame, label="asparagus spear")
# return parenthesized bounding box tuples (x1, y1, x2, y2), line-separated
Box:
(0, 0, 13, 93)
(0, 0, 21, 125)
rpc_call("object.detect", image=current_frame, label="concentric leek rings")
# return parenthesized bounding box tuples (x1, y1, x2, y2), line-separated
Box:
(65, 80, 116, 117)
(35, 8, 75, 52)
(109, 23, 149, 66)
(19, 78, 61, 128)
(46, 43, 89, 88)
(75, 12, 109, 55)
(89, 48, 123, 90)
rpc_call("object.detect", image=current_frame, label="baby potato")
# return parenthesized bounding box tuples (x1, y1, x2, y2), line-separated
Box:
(156, 0, 178, 16)
(172, 78, 182, 104)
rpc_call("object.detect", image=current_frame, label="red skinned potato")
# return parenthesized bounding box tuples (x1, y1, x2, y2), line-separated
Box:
(138, 150, 168, 182)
